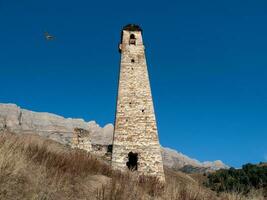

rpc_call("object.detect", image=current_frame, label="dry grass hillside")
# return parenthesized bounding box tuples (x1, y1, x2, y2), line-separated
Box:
(0, 132, 265, 200)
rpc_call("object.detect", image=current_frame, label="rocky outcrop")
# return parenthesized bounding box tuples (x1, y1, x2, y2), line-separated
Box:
(0, 103, 113, 145)
(0, 103, 228, 172)
(89, 123, 113, 145)
(161, 147, 229, 173)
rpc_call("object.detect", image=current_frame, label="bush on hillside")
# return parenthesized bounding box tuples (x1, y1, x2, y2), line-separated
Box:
(205, 163, 267, 194)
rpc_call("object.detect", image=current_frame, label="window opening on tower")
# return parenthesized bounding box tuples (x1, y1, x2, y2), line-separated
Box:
(126, 152, 138, 171)
(129, 34, 136, 45)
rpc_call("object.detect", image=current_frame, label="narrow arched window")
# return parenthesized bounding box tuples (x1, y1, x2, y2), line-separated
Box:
(129, 34, 136, 45)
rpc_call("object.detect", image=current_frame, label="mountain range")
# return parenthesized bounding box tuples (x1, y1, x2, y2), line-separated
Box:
(0, 103, 229, 172)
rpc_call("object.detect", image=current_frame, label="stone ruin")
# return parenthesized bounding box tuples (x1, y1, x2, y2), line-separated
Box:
(72, 128, 92, 152)
(72, 128, 112, 161)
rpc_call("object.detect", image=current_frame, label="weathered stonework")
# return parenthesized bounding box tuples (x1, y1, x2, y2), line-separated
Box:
(72, 128, 92, 152)
(112, 24, 165, 182)
(71, 128, 112, 161)
(92, 144, 112, 161)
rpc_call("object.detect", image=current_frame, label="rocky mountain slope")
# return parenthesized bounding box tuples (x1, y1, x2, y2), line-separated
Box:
(161, 148, 228, 173)
(0, 103, 228, 172)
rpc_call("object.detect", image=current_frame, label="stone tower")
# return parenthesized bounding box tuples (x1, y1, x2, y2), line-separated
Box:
(112, 24, 165, 182)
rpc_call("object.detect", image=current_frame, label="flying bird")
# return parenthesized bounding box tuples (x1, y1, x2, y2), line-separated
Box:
(44, 32, 55, 40)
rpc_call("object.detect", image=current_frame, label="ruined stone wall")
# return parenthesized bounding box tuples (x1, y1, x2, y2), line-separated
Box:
(91, 144, 112, 161)
(112, 27, 165, 182)
(71, 128, 111, 161)
(72, 128, 92, 152)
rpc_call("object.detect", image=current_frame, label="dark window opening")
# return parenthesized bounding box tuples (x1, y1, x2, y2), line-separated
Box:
(131, 59, 135, 63)
(129, 34, 136, 45)
(107, 145, 113, 153)
(141, 109, 145, 113)
(126, 152, 138, 171)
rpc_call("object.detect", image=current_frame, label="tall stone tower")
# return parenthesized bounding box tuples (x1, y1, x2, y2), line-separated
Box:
(112, 24, 165, 182)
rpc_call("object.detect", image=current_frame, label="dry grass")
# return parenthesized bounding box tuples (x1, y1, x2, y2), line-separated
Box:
(0, 132, 112, 200)
(219, 190, 266, 200)
(0, 132, 265, 200)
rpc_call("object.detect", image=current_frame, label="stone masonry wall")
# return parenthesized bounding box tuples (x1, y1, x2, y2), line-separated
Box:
(72, 128, 112, 161)
(112, 27, 165, 182)
(91, 144, 112, 161)
(72, 128, 92, 152)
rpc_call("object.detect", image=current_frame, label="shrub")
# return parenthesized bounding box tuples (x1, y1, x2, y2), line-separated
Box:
(205, 163, 267, 194)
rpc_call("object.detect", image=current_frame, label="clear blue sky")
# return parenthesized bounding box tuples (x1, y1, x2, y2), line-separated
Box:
(0, 0, 266, 168)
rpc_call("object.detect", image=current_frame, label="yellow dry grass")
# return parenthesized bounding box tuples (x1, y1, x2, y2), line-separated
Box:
(0, 132, 265, 200)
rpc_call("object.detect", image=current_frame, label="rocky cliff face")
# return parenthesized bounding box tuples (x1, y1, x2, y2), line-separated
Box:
(161, 147, 228, 173)
(0, 103, 228, 172)
(0, 103, 113, 145)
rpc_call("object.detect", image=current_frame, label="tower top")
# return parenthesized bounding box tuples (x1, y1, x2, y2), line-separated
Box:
(119, 24, 143, 51)
(122, 24, 142, 32)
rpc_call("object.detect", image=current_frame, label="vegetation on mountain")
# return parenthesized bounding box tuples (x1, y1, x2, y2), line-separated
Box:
(205, 163, 267, 195)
